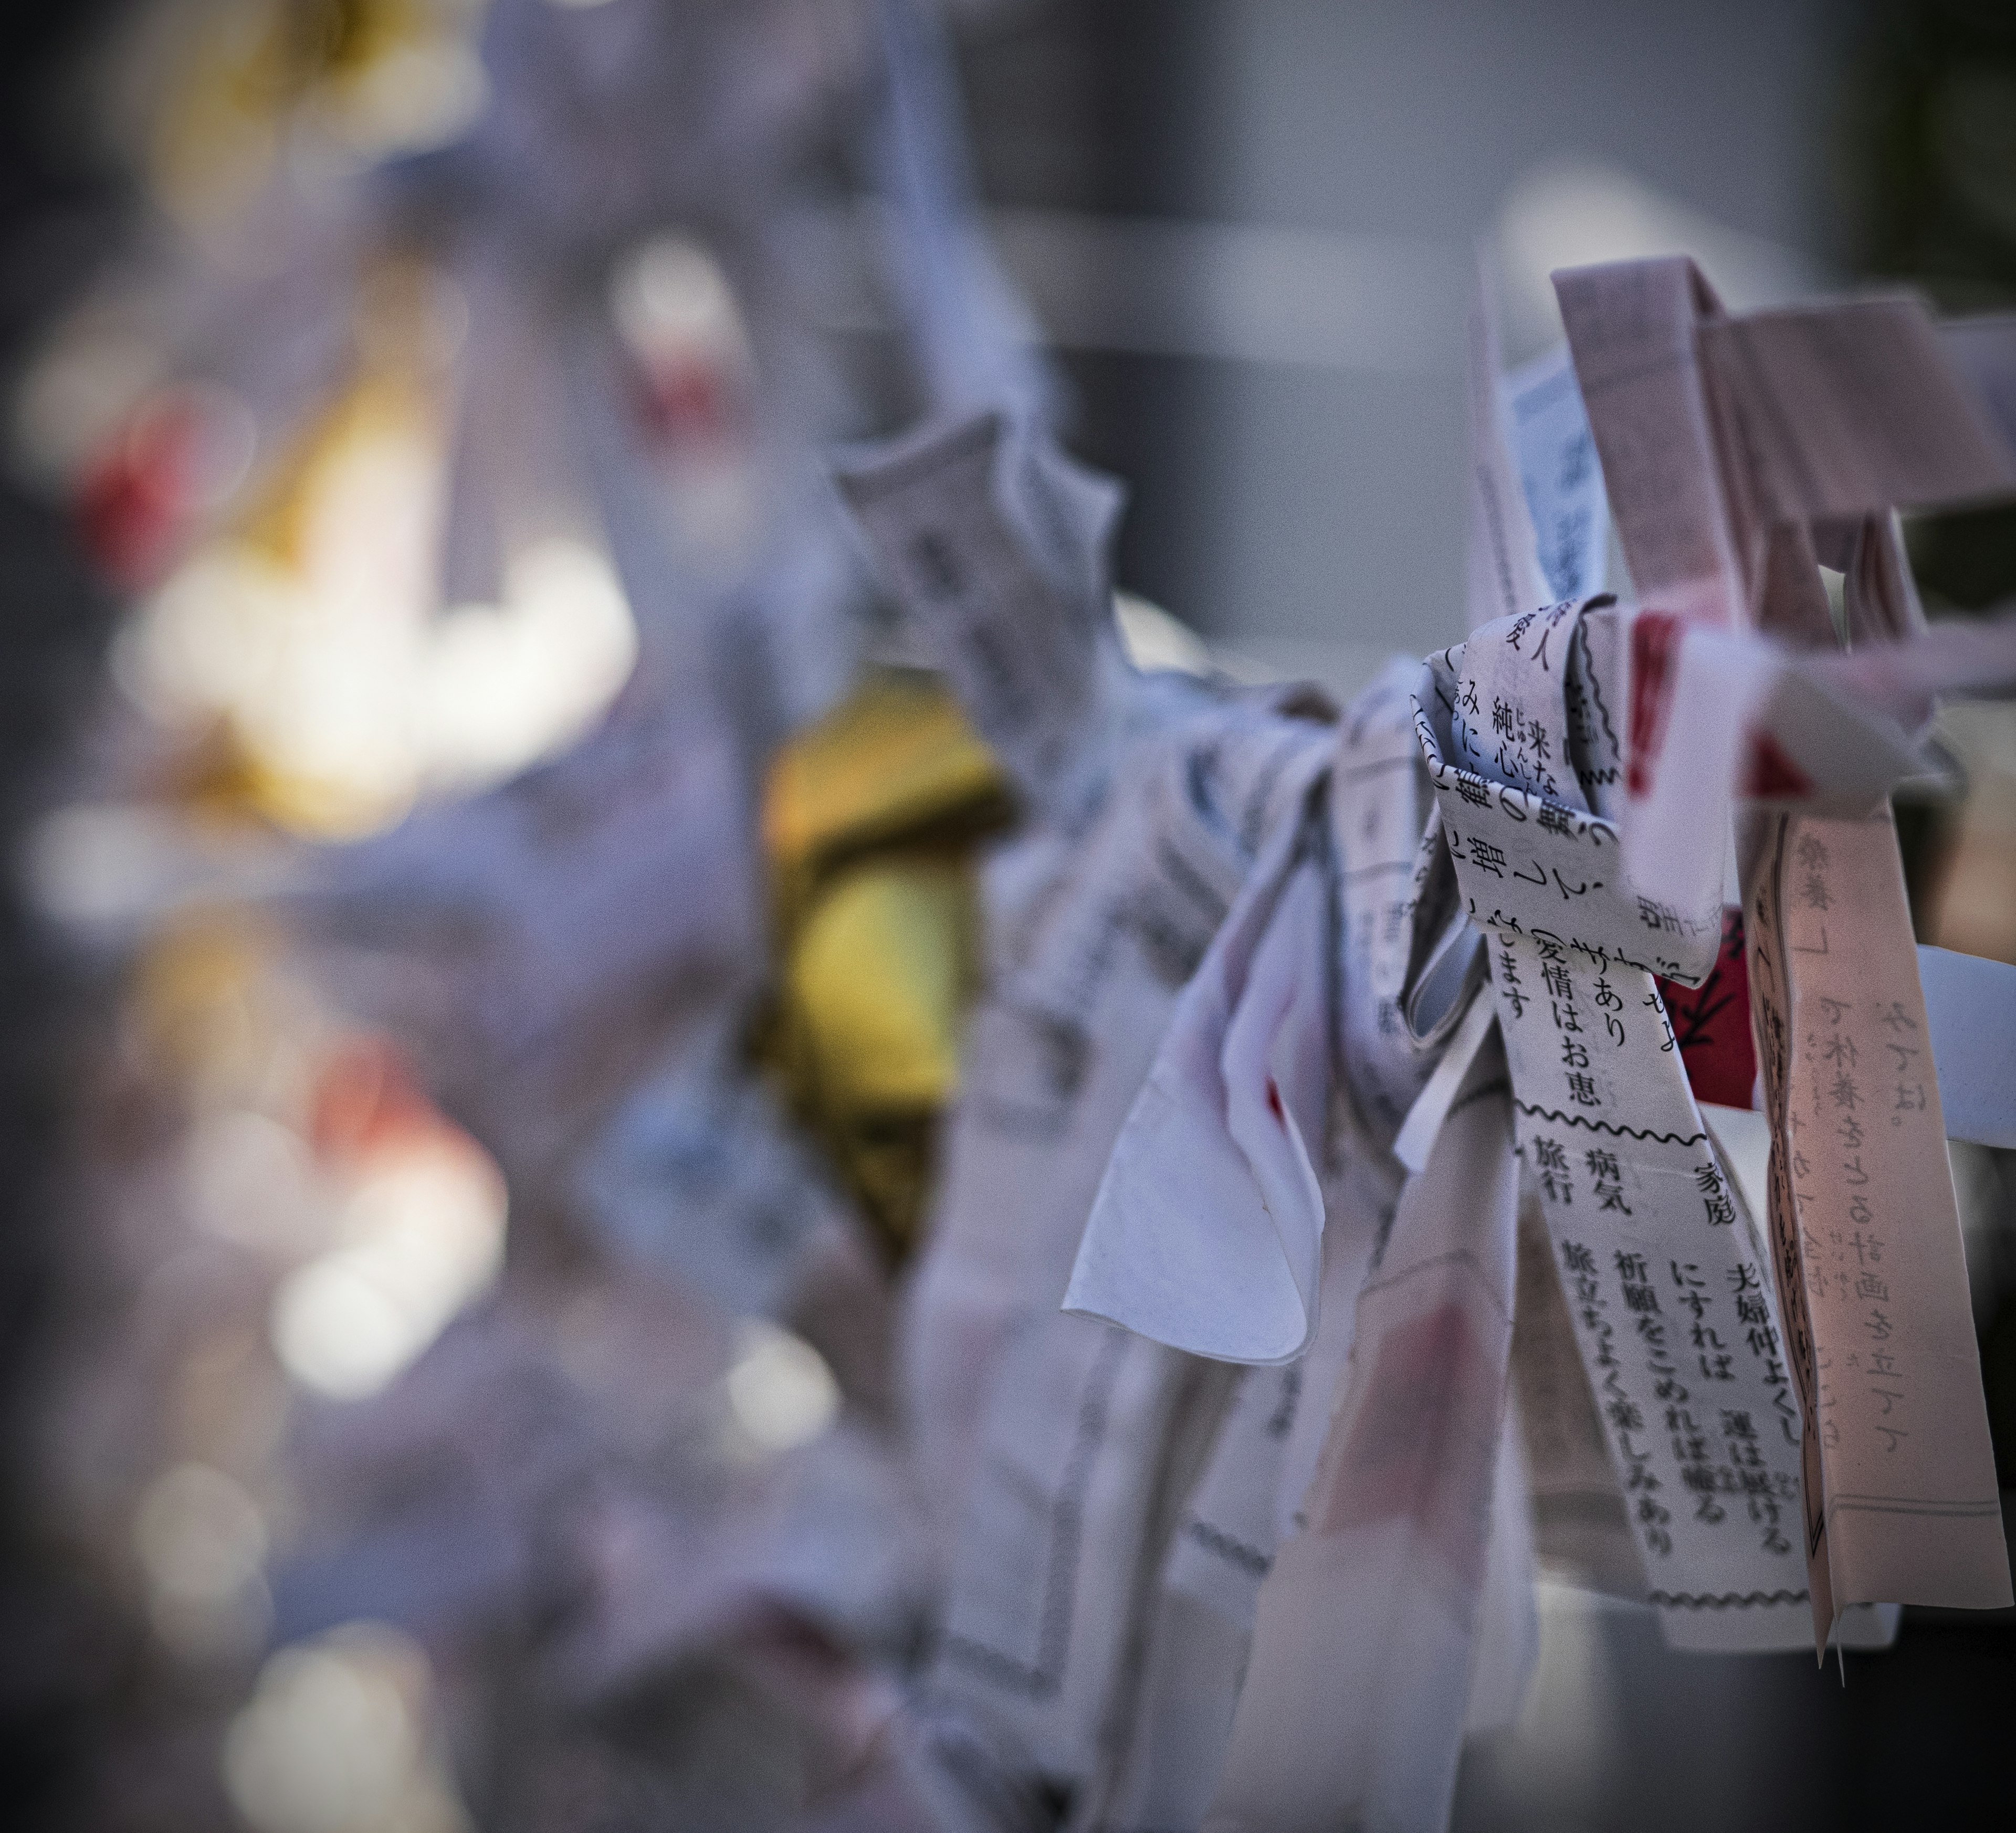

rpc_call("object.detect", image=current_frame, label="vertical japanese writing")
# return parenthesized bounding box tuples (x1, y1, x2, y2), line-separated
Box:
(1562, 1238, 1671, 1557)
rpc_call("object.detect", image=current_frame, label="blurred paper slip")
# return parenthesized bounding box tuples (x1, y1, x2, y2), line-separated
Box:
(1465, 270, 1549, 631)
(1917, 945, 2016, 1150)
(1098, 1361, 1296, 1831)
(915, 689, 1331, 1794)
(1939, 310, 2016, 456)
(837, 410, 1126, 818)
(1559, 262, 2016, 632)
(1696, 298, 2016, 522)
(1620, 607, 2016, 930)
(1501, 343, 1609, 604)
(1553, 257, 1747, 629)
(1556, 259, 2016, 914)
(1204, 1033, 1519, 1833)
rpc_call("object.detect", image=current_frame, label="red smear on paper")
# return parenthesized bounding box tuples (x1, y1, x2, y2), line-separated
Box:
(1742, 732, 1814, 800)
(1323, 1298, 1499, 1602)
(1628, 611, 1687, 798)
(640, 354, 743, 448)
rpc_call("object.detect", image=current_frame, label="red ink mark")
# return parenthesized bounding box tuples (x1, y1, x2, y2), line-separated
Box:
(1266, 1077, 1285, 1124)
(1658, 907, 1756, 1108)
(77, 399, 201, 588)
(1628, 611, 1686, 798)
(638, 354, 744, 448)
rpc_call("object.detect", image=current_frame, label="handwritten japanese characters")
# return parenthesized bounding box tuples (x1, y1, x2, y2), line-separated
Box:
(1746, 811, 2009, 1635)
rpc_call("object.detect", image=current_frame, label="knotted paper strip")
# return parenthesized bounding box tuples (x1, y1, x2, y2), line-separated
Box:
(1419, 606, 1814, 1651)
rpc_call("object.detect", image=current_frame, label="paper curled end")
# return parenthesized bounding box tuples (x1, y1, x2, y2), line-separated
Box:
(1064, 816, 1329, 1366)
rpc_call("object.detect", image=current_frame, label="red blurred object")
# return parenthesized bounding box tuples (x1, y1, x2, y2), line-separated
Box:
(1742, 732, 1813, 798)
(638, 353, 742, 447)
(1657, 907, 1756, 1108)
(1626, 610, 1684, 798)
(309, 1036, 442, 1167)
(76, 397, 201, 589)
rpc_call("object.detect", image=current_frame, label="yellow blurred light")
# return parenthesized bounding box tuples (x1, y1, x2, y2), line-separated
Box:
(128, 914, 311, 1108)
(119, 362, 638, 837)
(318, 40, 487, 155)
(147, 1, 494, 232)
(787, 860, 972, 1113)
(757, 668, 1012, 1262)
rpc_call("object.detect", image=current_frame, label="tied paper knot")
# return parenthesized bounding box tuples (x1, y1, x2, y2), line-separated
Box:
(1555, 258, 2016, 912)
(1064, 657, 1447, 1371)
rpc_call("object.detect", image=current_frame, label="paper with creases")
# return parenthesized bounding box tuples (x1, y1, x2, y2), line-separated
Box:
(915, 699, 1334, 1792)
(1203, 1028, 1519, 1833)
(1556, 259, 2016, 911)
(1553, 256, 2013, 1644)
(836, 410, 1128, 821)
(1087, 658, 1468, 1829)
(1745, 809, 2010, 1639)
(1096, 1361, 1297, 1833)
(1065, 793, 1330, 1365)
(1420, 607, 1814, 1651)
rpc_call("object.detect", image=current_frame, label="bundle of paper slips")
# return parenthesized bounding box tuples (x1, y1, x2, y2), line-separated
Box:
(23, 4, 2016, 1831)
(826, 265, 2016, 1831)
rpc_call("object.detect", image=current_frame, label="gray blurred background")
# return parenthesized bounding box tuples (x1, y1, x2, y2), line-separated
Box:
(962, 0, 1849, 678)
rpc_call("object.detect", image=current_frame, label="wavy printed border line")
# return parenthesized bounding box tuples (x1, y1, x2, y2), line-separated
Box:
(1513, 1100, 1707, 1146)
(1649, 1589, 1810, 1610)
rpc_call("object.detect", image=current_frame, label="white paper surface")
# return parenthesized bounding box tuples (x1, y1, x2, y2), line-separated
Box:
(1420, 606, 1815, 1651)
(1465, 286, 1551, 633)
(1065, 799, 1330, 1365)
(1060, 660, 1464, 1825)
(909, 684, 1334, 1790)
